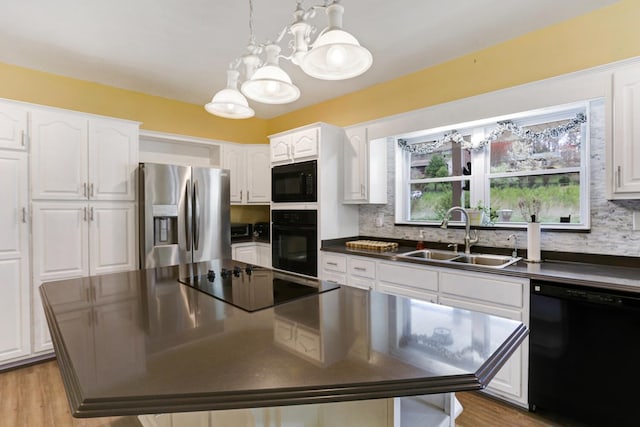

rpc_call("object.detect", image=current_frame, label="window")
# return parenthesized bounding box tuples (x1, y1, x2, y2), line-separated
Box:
(395, 101, 590, 229)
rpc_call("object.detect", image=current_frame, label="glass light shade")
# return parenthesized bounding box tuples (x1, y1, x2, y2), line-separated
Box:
(204, 70, 254, 119)
(301, 29, 372, 80)
(241, 44, 300, 104)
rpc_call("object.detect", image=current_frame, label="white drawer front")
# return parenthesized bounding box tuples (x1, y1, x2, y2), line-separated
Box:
(322, 270, 346, 286)
(440, 271, 524, 308)
(377, 282, 437, 304)
(321, 253, 347, 273)
(377, 261, 438, 292)
(348, 257, 376, 279)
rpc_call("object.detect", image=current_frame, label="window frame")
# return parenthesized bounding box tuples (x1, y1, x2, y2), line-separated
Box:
(395, 100, 591, 230)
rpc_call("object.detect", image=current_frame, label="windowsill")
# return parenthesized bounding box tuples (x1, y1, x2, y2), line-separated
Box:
(394, 222, 591, 233)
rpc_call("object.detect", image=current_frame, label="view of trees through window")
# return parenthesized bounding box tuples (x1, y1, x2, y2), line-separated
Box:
(403, 104, 588, 227)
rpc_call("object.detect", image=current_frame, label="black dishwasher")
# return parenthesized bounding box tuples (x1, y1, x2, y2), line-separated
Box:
(529, 280, 640, 427)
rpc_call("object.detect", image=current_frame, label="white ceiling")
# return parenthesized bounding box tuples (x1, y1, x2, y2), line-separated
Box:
(0, 0, 618, 118)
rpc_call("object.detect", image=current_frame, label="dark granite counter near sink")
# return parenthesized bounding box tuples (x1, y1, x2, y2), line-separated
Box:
(322, 238, 640, 293)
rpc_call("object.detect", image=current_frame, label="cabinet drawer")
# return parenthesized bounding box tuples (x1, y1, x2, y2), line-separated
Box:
(377, 282, 437, 304)
(348, 257, 376, 279)
(377, 261, 438, 292)
(347, 275, 373, 290)
(440, 271, 525, 308)
(321, 253, 347, 273)
(322, 270, 346, 286)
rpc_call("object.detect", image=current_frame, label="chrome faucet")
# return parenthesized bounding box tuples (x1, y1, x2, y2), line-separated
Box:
(440, 207, 479, 254)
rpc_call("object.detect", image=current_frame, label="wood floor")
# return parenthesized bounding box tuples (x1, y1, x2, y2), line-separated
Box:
(1, 360, 561, 427)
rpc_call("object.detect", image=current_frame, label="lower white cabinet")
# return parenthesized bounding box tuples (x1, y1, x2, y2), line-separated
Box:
(439, 271, 529, 406)
(232, 242, 271, 268)
(320, 252, 347, 285)
(319, 250, 530, 407)
(31, 201, 136, 353)
(377, 261, 439, 304)
(0, 151, 30, 364)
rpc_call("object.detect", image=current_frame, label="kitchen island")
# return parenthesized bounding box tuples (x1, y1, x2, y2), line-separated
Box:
(40, 261, 528, 426)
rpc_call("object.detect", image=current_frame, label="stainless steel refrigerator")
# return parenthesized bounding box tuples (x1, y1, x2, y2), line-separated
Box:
(139, 163, 231, 269)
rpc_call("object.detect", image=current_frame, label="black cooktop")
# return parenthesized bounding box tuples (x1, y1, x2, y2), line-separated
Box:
(178, 266, 340, 312)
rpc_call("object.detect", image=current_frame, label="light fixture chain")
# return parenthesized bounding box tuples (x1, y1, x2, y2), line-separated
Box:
(248, 0, 256, 45)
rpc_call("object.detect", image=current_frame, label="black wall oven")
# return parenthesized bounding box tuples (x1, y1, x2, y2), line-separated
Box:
(271, 160, 317, 203)
(272, 210, 317, 277)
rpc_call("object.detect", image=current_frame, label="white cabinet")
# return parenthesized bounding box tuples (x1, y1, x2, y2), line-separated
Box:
(347, 256, 376, 290)
(223, 144, 270, 204)
(343, 126, 387, 204)
(611, 64, 640, 198)
(377, 261, 439, 304)
(31, 201, 136, 353)
(0, 151, 30, 363)
(31, 110, 138, 201)
(0, 102, 28, 150)
(232, 242, 271, 268)
(439, 270, 529, 406)
(270, 127, 318, 163)
(320, 252, 347, 285)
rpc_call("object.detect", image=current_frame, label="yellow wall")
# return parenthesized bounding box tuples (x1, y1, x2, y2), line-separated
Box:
(0, 63, 268, 144)
(0, 0, 639, 141)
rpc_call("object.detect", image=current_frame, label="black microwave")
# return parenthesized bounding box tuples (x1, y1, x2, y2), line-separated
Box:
(272, 160, 317, 203)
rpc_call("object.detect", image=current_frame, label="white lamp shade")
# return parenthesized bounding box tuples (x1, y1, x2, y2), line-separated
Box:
(241, 64, 300, 104)
(205, 88, 255, 119)
(204, 69, 254, 119)
(301, 29, 373, 80)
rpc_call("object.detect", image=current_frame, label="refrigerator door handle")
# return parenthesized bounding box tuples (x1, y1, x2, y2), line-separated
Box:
(193, 180, 200, 251)
(185, 180, 192, 251)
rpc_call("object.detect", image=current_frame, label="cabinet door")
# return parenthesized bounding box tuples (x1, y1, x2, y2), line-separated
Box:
(612, 65, 640, 197)
(0, 103, 28, 150)
(32, 202, 89, 281)
(291, 128, 318, 160)
(270, 135, 291, 163)
(0, 151, 30, 362)
(256, 243, 271, 268)
(31, 110, 88, 200)
(439, 296, 525, 404)
(223, 145, 246, 204)
(246, 145, 271, 203)
(344, 127, 368, 202)
(233, 244, 258, 265)
(89, 203, 137, 275)
(88, 119, 138, 201)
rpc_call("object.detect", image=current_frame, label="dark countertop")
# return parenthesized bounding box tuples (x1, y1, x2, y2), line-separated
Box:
(322, 240, 640, 293)
(40, 261, 527, 418)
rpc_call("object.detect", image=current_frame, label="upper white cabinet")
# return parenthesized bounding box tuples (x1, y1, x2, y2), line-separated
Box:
(271, 127, 318, 164)
(610, 63, 640, 198)
(31, 110, 138, 201)
(88, 118, 138, 201)
(223, 144, 270, 204)
(343, 126, 387, 204)
(0, 102, 28, 151)
(0, 151, 31, 364)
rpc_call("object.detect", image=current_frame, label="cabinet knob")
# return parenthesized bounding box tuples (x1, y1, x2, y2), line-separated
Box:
(83, 182, 87, 197)
(617, 165, 622, 188)
(90, 207, 94, 221)
(22, 207, 27, 223)
(90, 183, 94, 198)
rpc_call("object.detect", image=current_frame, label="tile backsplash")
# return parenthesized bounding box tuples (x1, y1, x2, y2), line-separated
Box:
(359, 98, 640, 257)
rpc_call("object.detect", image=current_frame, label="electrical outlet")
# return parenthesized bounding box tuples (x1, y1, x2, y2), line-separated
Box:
(375, 212, 384, 227)
(634, 211, 640, 231)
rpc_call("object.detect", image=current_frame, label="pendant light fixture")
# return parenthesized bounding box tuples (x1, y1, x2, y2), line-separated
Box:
(204, 0, 373, 119)
(241, 44, 301, 104)
(204, 70, 255, 119)
(300, 2, 372, 80)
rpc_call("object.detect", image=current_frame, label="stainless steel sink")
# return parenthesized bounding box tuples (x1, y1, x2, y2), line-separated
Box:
(399, 249, 461, 261)
(398, 249, 521, 269)
(449, 253, 521, 268)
